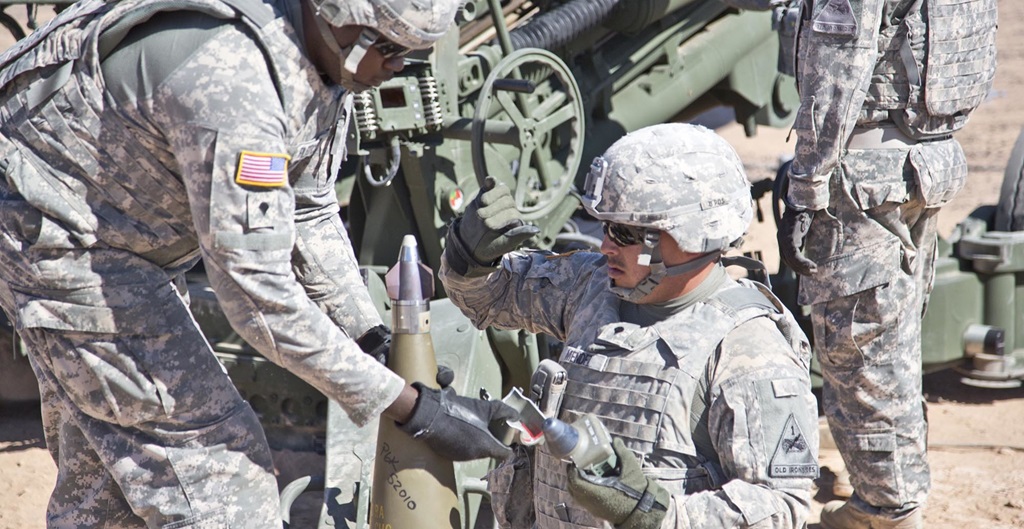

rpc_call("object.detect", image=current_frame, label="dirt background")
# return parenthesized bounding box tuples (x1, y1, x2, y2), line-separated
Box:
(1, 2, 1023, 528)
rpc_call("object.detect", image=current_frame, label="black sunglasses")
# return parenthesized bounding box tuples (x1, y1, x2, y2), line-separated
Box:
(602, 222, 645, 247)
(374, 38, 412, 59)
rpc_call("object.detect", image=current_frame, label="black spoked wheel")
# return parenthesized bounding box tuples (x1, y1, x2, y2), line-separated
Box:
(0, 10, 26, 43)
(470, 48, 585, 222)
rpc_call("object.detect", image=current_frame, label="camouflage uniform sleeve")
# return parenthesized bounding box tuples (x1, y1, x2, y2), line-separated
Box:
(668, 318, 818, 528)
(788, 0, 885, 210)
(439, 249, 604, 341)
(290, 130, 386, 338)
(146, 22, 403, 426)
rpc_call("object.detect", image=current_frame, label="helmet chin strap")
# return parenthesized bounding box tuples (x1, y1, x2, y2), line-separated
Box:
(610, 230, 722, 302)
(310, 15, 375, 92)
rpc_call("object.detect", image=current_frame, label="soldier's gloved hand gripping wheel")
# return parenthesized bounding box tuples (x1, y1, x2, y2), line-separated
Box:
(448, 176, 541, 275)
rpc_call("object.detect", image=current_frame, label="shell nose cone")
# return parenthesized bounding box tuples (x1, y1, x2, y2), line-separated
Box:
(386, 234, 434, 302)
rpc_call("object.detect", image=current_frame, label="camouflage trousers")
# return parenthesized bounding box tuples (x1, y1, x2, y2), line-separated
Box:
(0, 198, 282, 527)
(20, 323, 282, 529)
(798, 144, 952, 511)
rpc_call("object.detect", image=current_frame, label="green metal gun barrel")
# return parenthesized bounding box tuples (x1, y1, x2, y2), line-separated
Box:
(370, 235, 460, 529)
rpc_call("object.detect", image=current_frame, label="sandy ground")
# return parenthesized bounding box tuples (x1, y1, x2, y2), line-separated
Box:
(2, 2, 1024, 528)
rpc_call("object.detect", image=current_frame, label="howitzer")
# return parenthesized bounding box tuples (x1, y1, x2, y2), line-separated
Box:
(344, 0, 799, 284)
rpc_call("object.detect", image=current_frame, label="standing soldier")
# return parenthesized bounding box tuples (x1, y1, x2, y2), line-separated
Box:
(0, 0, 516, 527)
(775, 0, 998, 527)
(442, 123, 820, 529)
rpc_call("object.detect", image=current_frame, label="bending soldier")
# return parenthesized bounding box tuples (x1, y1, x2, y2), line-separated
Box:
(442, 123, 820, 529)
(0, 0, 516, 527)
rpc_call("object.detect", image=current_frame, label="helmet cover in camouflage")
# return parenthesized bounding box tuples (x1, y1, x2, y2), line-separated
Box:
(582, 123, 753, 253)
(309, 0, 461, 50)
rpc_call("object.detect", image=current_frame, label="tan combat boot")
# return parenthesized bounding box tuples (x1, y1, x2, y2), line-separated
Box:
(819, 500, 922, 529)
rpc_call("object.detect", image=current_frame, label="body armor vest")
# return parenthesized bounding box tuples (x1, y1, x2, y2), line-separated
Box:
(861, 0, 997, 138)
(533, 279, 807, 529)
(0, 0, 347, 270)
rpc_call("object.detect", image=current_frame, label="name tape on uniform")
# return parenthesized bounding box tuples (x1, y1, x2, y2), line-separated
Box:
(560, 346, 609, 371)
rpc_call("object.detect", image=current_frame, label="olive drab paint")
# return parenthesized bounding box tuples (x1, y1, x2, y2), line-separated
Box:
(370, 235, 459, 529)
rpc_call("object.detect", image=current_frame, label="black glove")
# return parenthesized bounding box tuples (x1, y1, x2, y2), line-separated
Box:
(567, 438, 670, 529)
(453, 176, 540, 268)
(398, 382, 519, 461)
(355, 324, 391, 364)
(777, 206, 818, 276)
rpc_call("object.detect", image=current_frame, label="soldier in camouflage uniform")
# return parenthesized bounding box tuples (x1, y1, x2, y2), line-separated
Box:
(441, 123, 820, 529)
(0, 0, 517, 527)
(774, 0, 998, 527)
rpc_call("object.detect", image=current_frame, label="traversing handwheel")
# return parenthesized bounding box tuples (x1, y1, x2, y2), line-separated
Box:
(471, 48, 584, 221)
(0, 10, 27, 43)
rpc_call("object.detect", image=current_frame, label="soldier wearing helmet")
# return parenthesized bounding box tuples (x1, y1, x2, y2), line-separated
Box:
(442, 123, 819, 529)
(306, 0, 458, 90)
(0, 0, 518, 527)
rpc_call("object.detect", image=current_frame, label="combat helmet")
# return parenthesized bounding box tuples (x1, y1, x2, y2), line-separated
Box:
(581, 123, 753, 301)
(307, 0, 461, 90)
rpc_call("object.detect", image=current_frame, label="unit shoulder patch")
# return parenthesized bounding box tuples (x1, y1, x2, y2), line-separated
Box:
(811, 0, 859, 37)
(235, 151, 290, 187)
(769, 414, 819, 478)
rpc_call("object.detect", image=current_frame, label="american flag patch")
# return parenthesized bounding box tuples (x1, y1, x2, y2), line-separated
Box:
(235, 151, 290, 187)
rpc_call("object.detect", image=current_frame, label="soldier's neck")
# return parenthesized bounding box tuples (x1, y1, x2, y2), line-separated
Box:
(621, 265, 726, 325)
